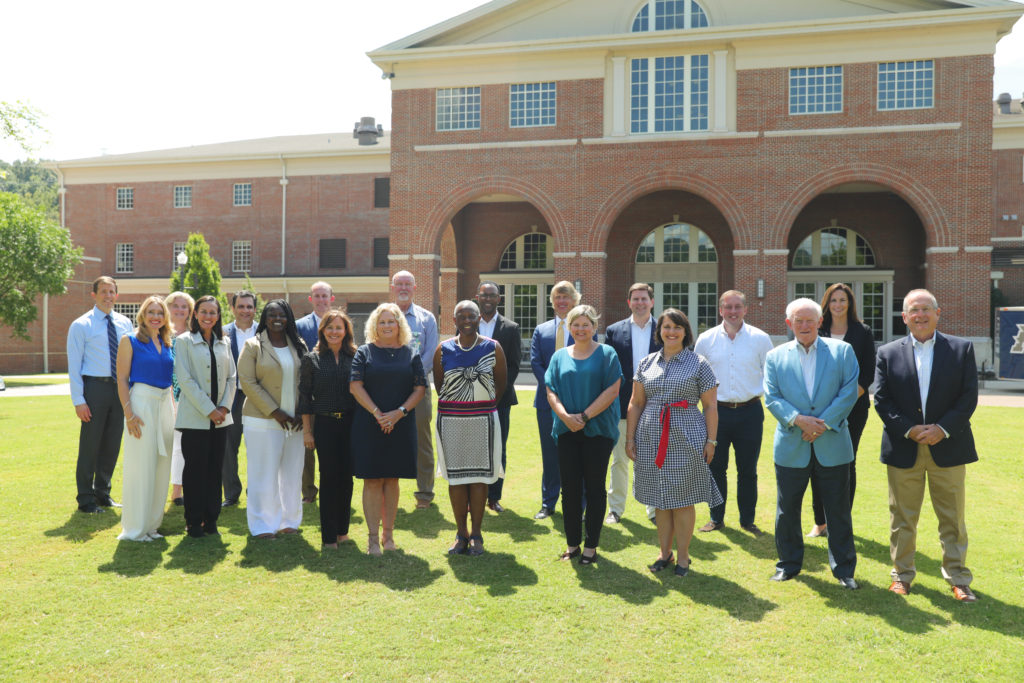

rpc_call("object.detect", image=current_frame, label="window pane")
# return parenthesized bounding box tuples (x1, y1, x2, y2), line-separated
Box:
(232, 240, 252, 272)
(522, 233, 548, 270)
(855, 234, 875, 266)
(819, 228, 848, 266)
(861, 282, 885, 343)
(654, 56, 686, 132)
(697, 227, 717, 262)
(436, 87, 481, 131)
(794, 282, 816, 300)
(631, 3, 649, 32)
(630, 59, 649, 133)
(662, 224, 690, 262)
(789, 66, 843, 114)
(173, 185, 192, 208)
(690, 54, 709, 131)
(116, 187, 133, 210)
(513, 285, 538, 342)
(794, 238, 813, 267)
(116, 243, 134, 273)
(636, 233, 655, 263)
(696, 282, 717, 334)
(510, 82, 556, 127)
(500, 241, 517, 270)
(878, 60, 933, 110)
(233, 183, 252, 206)
(172, 242, 186, 272)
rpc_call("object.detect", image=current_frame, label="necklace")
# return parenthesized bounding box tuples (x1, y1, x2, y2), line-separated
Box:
(455, 334, 479, 352)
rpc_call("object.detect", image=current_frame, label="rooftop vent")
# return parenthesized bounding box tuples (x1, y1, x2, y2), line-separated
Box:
(353, 117, 385, 145)
(997, 92, 1012, 114)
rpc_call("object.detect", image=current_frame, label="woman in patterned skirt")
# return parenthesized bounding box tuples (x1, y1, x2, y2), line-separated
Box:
(626, 308, 721, 577)
(432, 301, 507, 556)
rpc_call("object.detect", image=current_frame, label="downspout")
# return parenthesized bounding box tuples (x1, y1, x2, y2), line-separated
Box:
(279, 155, 288, 277)
(47, 165, 68, 374)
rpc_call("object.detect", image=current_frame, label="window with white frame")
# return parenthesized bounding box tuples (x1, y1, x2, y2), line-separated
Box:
(631, 0, 709, 32)
(116, 243, 134, 273)
(173, 185, 192, 208)
(631, 55, 709, 133)
(789, 66, 843, 114)
(113, 303, 139, 319)
(172, 242, 186, 272)
(233, 183, 252, 207)
(232, 240, 252, 273)
(499, 233, 552, 271)
(116, 187, 134, 210)
(436, 87, 481, 131)
(634, 222, 718, 333)
(510, 82, 556, 127)
(877, 60, 934, 110)
(793, 226, 875, 268)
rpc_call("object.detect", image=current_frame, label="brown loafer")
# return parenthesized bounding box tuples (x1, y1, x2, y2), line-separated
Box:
(888, 580, 911, 595)
(951, 585, 977, 602)
(699, 520, 724, 532)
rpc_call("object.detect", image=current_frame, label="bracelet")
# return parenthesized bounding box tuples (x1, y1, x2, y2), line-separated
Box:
(707, 439, 718, 447)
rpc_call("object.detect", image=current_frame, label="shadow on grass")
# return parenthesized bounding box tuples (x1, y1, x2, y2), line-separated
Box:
(45, 510, 119, 543)
(662, 569, 778, 622)
(445, 551, 539, 596)
(238, 531, 318, 572)
(568, 553, 667, 605)
(485, 508, 554, 543)
(307, 546, 445, 591)
(718, 524, 779, 561)
(98, 538, 169, 577)
(601, 517, 656, 552)
(400, 504, 456, 539)
(914, 583, 1024, 637)
(163, 534, 230, 574)
(798, 573, 947, 634)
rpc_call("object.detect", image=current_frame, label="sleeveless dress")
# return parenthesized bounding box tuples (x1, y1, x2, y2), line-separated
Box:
(435, 337, 503, 485)
(633, 349, 723, 510)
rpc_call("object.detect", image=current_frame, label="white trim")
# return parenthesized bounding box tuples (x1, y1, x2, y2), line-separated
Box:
(82, 255, 102, 262)
(581, 252, 607, 258)
(440, 267, 465, 274)
(764, 122, 960, 138)
(964, 246, 994, 253)
(110, 276, 390, 296)
(387, 254, 411, 261)
(611, 56, 627, 137)
(764, 249, 790, 256)
(991, 236, 1024, 242)
(713, 50, 728, 133)
(413, 253, 441, 261)
(415, 138, 577, 152)
(992, 270, 1004, 279)
(585, 131, 759, 145)
(926, 246, 959, 254)
(553, 252, 577, 258)
(733, 249, 759, 256)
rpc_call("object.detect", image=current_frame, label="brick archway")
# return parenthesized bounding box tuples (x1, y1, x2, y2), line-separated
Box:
(417, 176, 566, 255)
(589, 170, 747, 253)
(774, 163, 948, 248)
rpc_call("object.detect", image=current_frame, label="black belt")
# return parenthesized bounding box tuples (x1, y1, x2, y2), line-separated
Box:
(83, 375, 116, 384)
(317, 411, 345, 419)
(718, 398, 759, 409)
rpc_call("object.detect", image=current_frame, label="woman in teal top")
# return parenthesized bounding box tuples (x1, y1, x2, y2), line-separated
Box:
(545, 305, 622, 565)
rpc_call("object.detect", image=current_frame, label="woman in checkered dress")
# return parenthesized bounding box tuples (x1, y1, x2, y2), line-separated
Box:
(626, 308, 721, 577)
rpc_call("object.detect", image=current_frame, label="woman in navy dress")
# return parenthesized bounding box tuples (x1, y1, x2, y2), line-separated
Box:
(350, 303, 427, 555)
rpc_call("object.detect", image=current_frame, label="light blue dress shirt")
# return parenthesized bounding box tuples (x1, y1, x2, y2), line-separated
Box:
(402, 302, 439, 377)
(67, 306, 133, 405)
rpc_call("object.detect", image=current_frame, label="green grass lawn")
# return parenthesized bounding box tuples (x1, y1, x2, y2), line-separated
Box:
(1, 394, 1022, 681)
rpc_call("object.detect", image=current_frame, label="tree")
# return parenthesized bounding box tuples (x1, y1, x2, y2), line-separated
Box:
(0, 159, 59, 220)
(169, 233, 229, 313)
(0, 192, 82, 339)
(1, 101, 45, 154)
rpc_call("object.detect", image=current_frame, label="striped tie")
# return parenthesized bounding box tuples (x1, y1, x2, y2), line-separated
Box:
(555, 320, 565, 351)
(106, 314, 119, 378)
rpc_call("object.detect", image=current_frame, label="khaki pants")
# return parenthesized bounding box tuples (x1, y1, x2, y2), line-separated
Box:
(608, 419, 655, 519)
(887, 443, 971, 586)
(414, 389, 435, 502)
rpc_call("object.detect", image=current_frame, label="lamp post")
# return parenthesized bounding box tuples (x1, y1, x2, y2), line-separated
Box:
(177, 250, 191, 289)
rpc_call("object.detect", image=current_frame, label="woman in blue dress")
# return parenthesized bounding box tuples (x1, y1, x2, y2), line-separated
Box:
(115, 295, 175, 542)
(350, 303, 427, 556)
(432, 300, 507, 556)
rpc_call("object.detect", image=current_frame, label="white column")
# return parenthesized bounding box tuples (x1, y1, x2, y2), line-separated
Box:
(611, 56, 627, 136)
(713, 50, 728, 132)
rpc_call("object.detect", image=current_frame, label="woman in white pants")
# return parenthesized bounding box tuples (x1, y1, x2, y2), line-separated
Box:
(237, 300, 307, 538)
(166, 290, 194, 507)
(115, 296, 175, 541)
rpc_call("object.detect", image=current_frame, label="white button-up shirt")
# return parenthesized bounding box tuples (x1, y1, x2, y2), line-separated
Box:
(796, 339, 817, 398)
(629, 315, 653, 373)
(478, 315, 497, 340)
(912, 334, 936, 422)
(693, 322, 774, 403)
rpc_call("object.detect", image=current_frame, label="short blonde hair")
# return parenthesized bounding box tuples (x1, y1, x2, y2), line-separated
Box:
(135, 295, 172, 347)
(166, 291, 195, 314)
(365, 302, 412, 346)
(550, 280, 581, 306)
(566, 304, 599, 328)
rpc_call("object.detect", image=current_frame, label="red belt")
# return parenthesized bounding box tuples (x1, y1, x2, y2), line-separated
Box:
(656, 400, 689, 468)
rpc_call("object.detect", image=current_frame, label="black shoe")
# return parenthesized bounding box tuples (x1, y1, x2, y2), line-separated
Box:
(771, 569, 798, 582)
(648, 554, 674, 572)
(186, 527, 205, 538)
(96, 495, 121, 508)
(674, 562, 690, 577)
(173, 497, 184, 507)
(78, 503, 105, 514)
(487, 500, 504, 513)
(204, 528, 220, 537)
(534, 506, 553, 520)
(838, 577, 860, 590)
(741, 523, 765, 537)
(579, 551, 598, 565)
(221, 498, 238, 508)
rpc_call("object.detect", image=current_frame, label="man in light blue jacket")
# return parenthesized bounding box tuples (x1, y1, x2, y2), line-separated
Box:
(763, 298, 859, 589)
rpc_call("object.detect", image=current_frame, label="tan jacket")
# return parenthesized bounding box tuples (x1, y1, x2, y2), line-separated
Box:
(173, 331, 236, 430)
(237, 331, 303, 419)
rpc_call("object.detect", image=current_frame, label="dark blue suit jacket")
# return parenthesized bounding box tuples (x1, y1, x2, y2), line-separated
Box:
(530, 318, 573, 410)
(873, 331, 978, 468)
(489, 313, 521, 409)
(223, 322, 246, 408)
(296, 313, 319, 354)
(604, 316, 661, 417)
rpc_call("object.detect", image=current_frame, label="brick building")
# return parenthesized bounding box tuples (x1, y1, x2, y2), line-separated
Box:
(3, 0, 1024, 374)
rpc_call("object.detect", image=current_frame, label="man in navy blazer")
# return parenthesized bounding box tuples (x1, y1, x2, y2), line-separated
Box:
(529, 280, 580, 519)
(603, 283, 661, 524)
(475, 281, 521, 512)
(295, 281, 334, 503)
(874, 289, 979, 602)
(221, 290, 257, 506)
(764, 298, 860, 589)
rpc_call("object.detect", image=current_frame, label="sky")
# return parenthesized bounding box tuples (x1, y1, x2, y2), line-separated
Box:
(2, 0, 1023, 163)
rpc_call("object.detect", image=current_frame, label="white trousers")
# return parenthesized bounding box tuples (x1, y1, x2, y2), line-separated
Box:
(170, 430, 184, 486)
(244, 423, 304, 535)
(118, 384, 174, 541)
(608, 419, 655, 519)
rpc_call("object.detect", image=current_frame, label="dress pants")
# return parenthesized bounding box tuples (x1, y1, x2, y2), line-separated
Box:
(221, 392, 245, 502)
(180, 425, 228, 536)
(558, 431, 613, 548)
(314, 415, 354, 544)
(245, 424, 304, 536)
(301, 445, 318, 501)
(414, 389, 435, 503)
(170, 431, 184, 487)
(487, 403, 512, 502)
(76, 377, 124, 506)
(536, 407, 561, 510)
(888, 443, 971, 586)
(608, 419, 655, 519)
(118, 384, 173, 540)
(775, 449, 856, 579)
(709, 401, 763, 526)
(811, 394, 868, 525)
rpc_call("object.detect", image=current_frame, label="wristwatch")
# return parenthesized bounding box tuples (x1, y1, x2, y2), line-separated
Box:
(707, 439, 718, 447)
(581, 411, 590, 423)
(399, 406, 409, 416)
